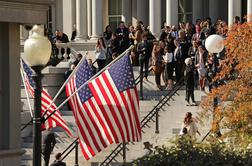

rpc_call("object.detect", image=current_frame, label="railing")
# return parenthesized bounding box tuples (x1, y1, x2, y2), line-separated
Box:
(201, 97, 222, 143)
(99, 78, 184, 166)
(61, 138, 78, 161)
(135, 65, 153, 85)
(141, 79, 184, 129)
(48, 43, 74, 66)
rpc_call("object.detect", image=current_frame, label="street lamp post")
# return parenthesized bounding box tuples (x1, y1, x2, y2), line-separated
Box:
(23, 25, 52, 166)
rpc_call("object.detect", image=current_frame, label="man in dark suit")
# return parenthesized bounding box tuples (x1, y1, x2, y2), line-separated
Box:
(42, 130, 56, 166)
(116, 21, 129, 54)
(50, 153, 66, 166)
(142, 32, 154, 80)
(54, 30, 70, 58)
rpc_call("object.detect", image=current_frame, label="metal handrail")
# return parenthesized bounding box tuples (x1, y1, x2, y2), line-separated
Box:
(61, 138, 78, 158)
(135, 65, 153, 85)
(51, 138, 78, 163)
(141, 79, 184, 128)
(100, 78, 184, 166)
(201, 116, 224, 142)
(61, 140, 78, 161)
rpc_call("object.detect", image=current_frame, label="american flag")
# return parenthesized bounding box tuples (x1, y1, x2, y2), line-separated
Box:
(21, 60, 72, 136)
(66, 55, 141, 160)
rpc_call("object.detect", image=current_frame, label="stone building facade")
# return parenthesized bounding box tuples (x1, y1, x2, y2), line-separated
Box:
(44, 0, 252, 39)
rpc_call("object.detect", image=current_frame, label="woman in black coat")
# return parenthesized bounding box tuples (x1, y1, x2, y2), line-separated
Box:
(184, 58, 197, 106)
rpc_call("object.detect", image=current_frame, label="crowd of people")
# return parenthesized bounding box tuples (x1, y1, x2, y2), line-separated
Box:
(41, 15, 244, 162)
(50, 15, 236, 107)
(100, 17, 230, 105)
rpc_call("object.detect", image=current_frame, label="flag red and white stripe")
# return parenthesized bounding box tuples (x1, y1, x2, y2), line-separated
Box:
(21, 61, 72, 136)
(66, 55, 141, 160)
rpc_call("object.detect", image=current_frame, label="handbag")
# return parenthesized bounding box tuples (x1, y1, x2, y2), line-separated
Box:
(152, 64, 164, 74)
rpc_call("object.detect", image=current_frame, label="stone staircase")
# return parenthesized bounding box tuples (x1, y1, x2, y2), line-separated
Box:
(20, 64, 211, 166)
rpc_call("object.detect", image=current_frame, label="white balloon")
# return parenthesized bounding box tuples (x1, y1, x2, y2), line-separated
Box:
(205, 34, 224, 53)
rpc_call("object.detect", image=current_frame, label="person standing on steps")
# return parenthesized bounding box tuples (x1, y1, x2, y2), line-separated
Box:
(184, 57, 197, 106)
(152, 44, 165, 90)
(42, 129, 56, 166)
(95, 37, 107, 71)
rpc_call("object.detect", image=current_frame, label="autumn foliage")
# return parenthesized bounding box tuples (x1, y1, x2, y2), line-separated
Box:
(201, 22, 252, 146)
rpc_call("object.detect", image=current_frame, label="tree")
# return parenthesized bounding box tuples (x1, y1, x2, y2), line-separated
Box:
(201, 22, 252, 147)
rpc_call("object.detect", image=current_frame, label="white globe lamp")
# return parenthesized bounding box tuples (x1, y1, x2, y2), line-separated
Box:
(205, 34, 225, 53)
(23, 25, 51, 67)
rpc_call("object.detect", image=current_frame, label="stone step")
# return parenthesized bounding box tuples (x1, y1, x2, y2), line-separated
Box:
(21, 160, 32, 166)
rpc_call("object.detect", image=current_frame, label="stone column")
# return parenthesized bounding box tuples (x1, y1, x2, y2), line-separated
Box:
(91, 0, 103, 39)
(228, 0, 235, 25)
(0, 22, 24, 166)
(192, 0, 203, 23)
(150, 0, 161, 37)
(56, 0, 63, 31)
(209, 0, 219, 23)
(72, 0, 76, 27)
(234, 1, 241, 19)
(248, 0, 252, 22)
(87, 0, 92, 37)
(132, 0, 137, 26)
(228, 0, 241, 25)
(51, 4, 56, 33)
(122, 0, 132, 25)
(166, 0, 178, 26)
(137, 0, 147, 24)
(75, 0, 88, 41)
(62, 0, 74, 38)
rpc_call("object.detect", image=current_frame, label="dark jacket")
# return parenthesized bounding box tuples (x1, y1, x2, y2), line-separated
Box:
(184, 65, 195, 87)
(174, 47, 183, 62)
(180, 39, 191, 60)
(50, 161, 66, 166)
(143, 39, 153, 59)
(103, 31, 112, 41)
(159, 31, 168, 41)
(191, 32, 205, 42)
(55, 33, 69, 43)
(188, 46, 197, 58)
(116, 27, 129, 53)
(42, 132, 56, 154)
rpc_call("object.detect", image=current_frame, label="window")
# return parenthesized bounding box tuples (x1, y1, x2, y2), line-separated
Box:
(178, 0, 192, 23)
(108, 0, 122, 31)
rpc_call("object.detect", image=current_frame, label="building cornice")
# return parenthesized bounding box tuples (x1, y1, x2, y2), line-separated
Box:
(0, 0, 53, 24)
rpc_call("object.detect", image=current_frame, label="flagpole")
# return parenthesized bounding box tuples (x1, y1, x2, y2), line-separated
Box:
(43, 45, 134, 122)
(41, 51, 88, 117)
(20, 67, 33, 117)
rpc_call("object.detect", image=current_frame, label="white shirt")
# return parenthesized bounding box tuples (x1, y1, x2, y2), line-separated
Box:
(95, 47, 106, 60)
(181, 120, 199, 138)
(163, 52, 173, 63)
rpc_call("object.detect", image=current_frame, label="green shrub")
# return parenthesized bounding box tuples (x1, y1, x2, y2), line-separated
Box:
(133, 137, 252, 166)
